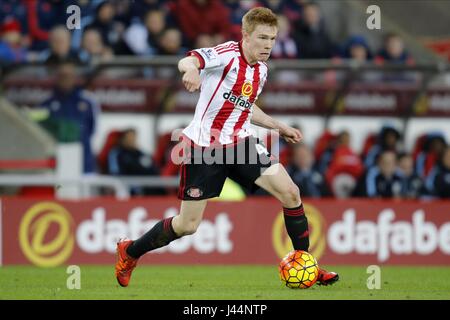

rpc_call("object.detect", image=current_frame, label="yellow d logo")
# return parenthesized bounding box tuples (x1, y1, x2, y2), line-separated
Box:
(19, 202, 74, 267)
(272, 203, 326, 260)
(241, 81, 253, 97)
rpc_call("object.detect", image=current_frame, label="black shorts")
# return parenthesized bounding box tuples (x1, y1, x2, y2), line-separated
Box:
(178, 136, 275, 200)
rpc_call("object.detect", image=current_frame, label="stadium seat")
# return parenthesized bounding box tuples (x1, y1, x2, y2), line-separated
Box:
(424, 38, 450, 61)
(412, 133, 428, 160)
(153, 132, 182, 177)
(97, 130, 123, 174)
(314, 131, 338, 162)
(360, 133, 377, 160)
(19, 186, 55, 197)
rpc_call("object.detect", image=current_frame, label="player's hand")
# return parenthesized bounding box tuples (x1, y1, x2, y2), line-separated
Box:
(182, 68, 201, 92)
(280, 126, 303, 144)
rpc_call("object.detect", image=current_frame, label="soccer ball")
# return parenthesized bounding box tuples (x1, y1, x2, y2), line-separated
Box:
(279, 250, 319, 289)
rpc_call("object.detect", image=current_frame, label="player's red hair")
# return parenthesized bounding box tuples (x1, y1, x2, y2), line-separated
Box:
(242, 7, 278, 35)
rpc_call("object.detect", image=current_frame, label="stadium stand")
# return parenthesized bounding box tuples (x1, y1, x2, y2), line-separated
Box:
(0, 0, 449, 199)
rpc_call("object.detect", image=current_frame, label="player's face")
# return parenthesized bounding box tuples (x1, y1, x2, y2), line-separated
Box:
(244, 24, 278, 62)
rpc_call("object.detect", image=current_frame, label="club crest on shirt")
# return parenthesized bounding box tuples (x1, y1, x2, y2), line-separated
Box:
(186, 187, 203, 198)
(241, 81, 253, 97)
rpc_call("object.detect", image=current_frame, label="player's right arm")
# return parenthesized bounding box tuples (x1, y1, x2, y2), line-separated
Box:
(179, 45, 227, 92)
(178, 56, 201, 92)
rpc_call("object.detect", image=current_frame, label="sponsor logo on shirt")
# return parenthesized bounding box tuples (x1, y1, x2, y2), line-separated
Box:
(223, 91, 252, 110)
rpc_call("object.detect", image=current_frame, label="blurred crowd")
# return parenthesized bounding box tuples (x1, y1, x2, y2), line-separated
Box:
(31, 60, 450, 200)
(4, 0, 444, 200)
(96, 123, 450, 199)
(279, 127, 450, 200)
(0, 0, 414, 65)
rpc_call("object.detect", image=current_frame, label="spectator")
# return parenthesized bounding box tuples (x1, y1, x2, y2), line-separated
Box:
(72, 0, 102, 18)
(156, 28, 185, 56)
(325, 131, 364, 198)
(130, 0, 167, 20)
(292, 2, 336, 59)
(29, 0, 68, 31)
(224, 0, 257, 25)
(364, 126, 402, 168)
(0, 1, 26, 25)
(23, 0, 50, 50)
(113, 0, 134, 27)
(283, 0, 304, 22)
(143, 9, 167, 50)
(397, 153, 423, 198)
(39, 61, 99, 173)
(271, 14, 298, 59)
(170, 0, 232, 47)
(40, 25, 80, 64)
(108, 129, 159, 176)
(0, 18, 28, 63)
(341, 35, 372, 63)
(260, 0, 287, 14)
(69, 0, 108, 51)
(415, 133, 447, 179)
(123, 9, 166, 56)
(194, 33, 217, 49)
(79, 28, 113, 63)
(339, 35, 384, 83)
(108, 128, 164, 195)
(85, 1, 124, 51)
(224, 0, 258, 40)
(287, 143, 330, 197)
(150, 28, 186, 79)
(259, 0, 304, 21)
(354, 151, 403, 198)
(376, 32, 413, 64)
(424, 146, 450, 198)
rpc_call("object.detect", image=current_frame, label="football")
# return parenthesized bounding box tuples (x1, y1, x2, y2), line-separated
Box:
(279, 250, 319, 289)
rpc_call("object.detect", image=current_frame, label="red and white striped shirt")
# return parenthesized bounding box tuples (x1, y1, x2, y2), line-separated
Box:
(182, 41, 268, 146)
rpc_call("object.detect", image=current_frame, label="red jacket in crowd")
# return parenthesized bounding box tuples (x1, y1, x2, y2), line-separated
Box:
(170, 0, 232, 44)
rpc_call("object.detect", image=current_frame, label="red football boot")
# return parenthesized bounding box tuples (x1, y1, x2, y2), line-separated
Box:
(115, 239, 138, 287)
(317, 268, 339, 286)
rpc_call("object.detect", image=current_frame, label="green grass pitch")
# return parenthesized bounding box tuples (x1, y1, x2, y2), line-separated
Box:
(1, 265, 449, 300)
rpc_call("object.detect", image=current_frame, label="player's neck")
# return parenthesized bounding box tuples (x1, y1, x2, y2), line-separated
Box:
(241, 40, 257, 65)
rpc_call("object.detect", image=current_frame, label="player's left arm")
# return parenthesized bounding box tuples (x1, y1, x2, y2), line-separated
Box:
(251, 104, 302, 144)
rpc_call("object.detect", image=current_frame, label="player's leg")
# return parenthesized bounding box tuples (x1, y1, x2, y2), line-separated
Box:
(116, 142, 227, 287)
(115, 199, 207, 287)
(254, 163, 309, 251)
(254, 163, 339, 286)
(171, 199, 207, 236)
(229, 139, 309, 250)
(127, 199, 207, 258)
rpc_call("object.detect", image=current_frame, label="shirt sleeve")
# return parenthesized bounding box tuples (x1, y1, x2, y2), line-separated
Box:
(187, 47, 223, 70)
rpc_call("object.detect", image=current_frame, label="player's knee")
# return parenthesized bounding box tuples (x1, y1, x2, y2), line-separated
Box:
(281, 183, 301, 205)
(178, 221, 200, 236)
